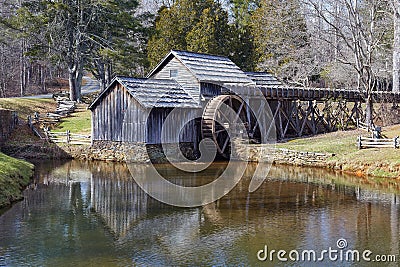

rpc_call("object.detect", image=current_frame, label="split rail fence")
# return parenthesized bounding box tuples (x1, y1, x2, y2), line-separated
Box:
(27, 96, 91, 144)
(356, 120, 374, 132)
(357, 136, 399, 149)
(44, 129, 91, 145)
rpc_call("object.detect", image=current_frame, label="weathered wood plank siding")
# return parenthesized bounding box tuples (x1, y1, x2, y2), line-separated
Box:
(150, 57, 200, 103)
(92, 84, 147, 142)
(92, 82, 199, 144)
(146, 108, 200, 144)
(200, 82, 222, 97)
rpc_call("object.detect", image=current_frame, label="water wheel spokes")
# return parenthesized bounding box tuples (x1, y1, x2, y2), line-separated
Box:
(201, 95, 248, 156)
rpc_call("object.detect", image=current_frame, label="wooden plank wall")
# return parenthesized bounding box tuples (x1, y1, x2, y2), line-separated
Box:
(92, 83, 200, 144)
(92, 84, 148, 142)
(146, 108, 200, 144)
(150, 57, 200, 103)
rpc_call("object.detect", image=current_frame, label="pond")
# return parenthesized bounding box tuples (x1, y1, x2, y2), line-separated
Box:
(0, 160, 399, 266)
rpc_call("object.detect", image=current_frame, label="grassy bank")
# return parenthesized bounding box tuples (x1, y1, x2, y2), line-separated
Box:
(0, 152, 34, 208)
(53, 105, 91, 134)
(0, 98, 56, 119)
(276, 125, 400, 178)
(0, 98, 73, 160)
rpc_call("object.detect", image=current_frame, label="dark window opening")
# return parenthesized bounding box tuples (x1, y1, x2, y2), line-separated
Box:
(170, 69, 178, 78)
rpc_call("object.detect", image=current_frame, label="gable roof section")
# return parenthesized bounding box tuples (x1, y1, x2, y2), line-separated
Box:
(147, 50, 254, 84)
(89, 77, 200, 110)
(245, 72, 283, 87)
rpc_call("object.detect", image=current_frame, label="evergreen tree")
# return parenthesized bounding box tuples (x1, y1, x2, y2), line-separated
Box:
(3, 0, 147, 100)
(229, 0, 259, 71)
(186, 5, 230, 55)
(147, 0, 231, 69)
(251, 0, 311, 84)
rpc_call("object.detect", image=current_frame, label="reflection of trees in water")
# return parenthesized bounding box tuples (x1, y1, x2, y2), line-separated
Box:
(23, 160, 400, 259)
(259, 163, 400, 203)
(38, 161, 400, 236)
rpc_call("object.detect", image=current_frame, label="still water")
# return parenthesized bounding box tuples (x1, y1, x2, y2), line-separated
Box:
(0, 160, 399, 266)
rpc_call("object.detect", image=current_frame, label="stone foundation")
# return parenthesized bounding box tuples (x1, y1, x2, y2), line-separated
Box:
(60, 141, 197, 163)
(60, 139, 333, 166)
(0, 109, 18, 144)
(232, 139, 334, 167)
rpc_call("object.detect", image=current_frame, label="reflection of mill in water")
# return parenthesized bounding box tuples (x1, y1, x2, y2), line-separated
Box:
(24, 162, 400, 256)
(88, 163, 400, 242)
(88, 163, 228, 240)
(89, 164, 153, 239)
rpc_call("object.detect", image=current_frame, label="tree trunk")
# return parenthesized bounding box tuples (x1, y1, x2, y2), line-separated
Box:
(365, 96, 373, 127)
(40, 65, 47, 93)
(105, 62, 112, 86)
(96, 60, 106, 91)
(76, 69, 83, 102)
(19, 41, 26, 97)
(394, 0, 400, 92)
(69, 67, 77, 101)
(69, 60, 84, 102)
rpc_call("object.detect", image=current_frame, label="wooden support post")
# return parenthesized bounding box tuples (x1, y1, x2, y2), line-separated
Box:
(44, 126, 49, 140)
(34, 112, 39, 123)
(310, 100, 316, 134)
(278, 101, 284, 139)
(357, 136, 362, 149)
(395, 136, 399, 149)
(27, 115, 32, 129)
(67, 130, 70, 144)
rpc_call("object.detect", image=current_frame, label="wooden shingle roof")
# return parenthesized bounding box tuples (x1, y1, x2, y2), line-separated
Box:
(245, 72, 283, 86)
(148, 50, 254, 84)
(89, 77, 200, 110)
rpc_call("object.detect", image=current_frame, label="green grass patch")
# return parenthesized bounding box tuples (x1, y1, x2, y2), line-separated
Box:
(53, 109, 91, 134)
(0, 98, 56, 119)
(276, 126, 400, 174)
(0, 152, 34, 208)
(368, 169, 399, 179)
(277, 133, 357, 155)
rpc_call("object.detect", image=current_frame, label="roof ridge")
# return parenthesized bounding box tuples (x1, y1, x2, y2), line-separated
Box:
(171, 50, 231, 60)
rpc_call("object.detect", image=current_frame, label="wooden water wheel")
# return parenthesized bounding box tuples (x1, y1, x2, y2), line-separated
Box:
(201, 95, 249, 156)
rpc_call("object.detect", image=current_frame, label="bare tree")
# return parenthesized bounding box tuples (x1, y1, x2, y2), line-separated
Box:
(305, 0, 392, 125)
(394, 0, 400, 92)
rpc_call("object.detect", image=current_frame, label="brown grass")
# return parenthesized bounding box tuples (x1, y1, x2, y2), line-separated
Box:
(276, 125, 400, 178)
(0, 98, 56, 120)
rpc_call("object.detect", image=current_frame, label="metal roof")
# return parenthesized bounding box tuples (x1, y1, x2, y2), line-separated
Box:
(147, 50, 254, 84)
(89, 77, 200, 109)
(245, 72, 283, 86)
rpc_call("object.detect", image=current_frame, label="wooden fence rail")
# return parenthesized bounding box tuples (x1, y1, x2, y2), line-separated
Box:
(44, 129, 91, 145)
(27, 115, 45, 139)
(357, 136, 399, 149)
(356, 119, 374, 132)
(27, 97, 77, 140)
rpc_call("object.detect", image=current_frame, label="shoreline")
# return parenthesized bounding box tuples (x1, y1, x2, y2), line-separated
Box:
(0, 152, 34, 209)
(1, 123, 399, 182)
(0, 137, 397, 211)
(2, 139, 399, 180)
